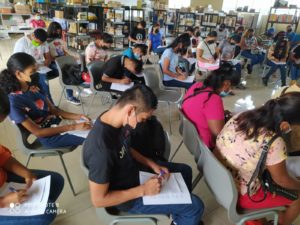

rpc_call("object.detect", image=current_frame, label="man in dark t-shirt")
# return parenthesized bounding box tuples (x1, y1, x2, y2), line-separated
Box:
(100, 55, 144, 91)
(129, 21, 147, 46)
(83, 85, 204, 225)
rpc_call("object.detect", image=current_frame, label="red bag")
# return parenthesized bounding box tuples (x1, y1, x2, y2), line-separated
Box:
(245, 220, 263, 225)
(81, 71, 91, 83)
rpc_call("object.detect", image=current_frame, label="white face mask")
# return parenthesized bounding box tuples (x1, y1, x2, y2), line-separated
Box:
(282, 125, 292, 134)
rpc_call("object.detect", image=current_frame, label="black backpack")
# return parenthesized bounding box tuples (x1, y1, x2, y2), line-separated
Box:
(62, 64, 84, 85)
(131, 116, 167, 162)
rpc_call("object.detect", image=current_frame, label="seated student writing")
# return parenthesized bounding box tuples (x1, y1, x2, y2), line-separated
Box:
(100, 55, 144, 91)
(0, 53, 92, 148)
(0, 89, 64, 225)
(122, 44, 148, 61)
(83, 85, 204, 225)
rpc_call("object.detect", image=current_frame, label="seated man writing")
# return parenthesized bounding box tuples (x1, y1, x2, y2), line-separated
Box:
(83, 85, 204, 225)
(100, 55, 144, 91)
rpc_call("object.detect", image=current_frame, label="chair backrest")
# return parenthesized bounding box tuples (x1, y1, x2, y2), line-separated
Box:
(12, 123, 42, 153)
(87, 61, 106, 92)
(179, 108, 202, 163)
(202, 145, 238, 220)
(55, 56, 78, 87)
(163, 130, 171, 161)
(143, 65, 162, 95)
(79, 52, 86, 72)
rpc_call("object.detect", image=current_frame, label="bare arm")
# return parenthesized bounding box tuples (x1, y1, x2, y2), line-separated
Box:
(196, 48, 211, 63)
(207, 120, 225, 138)
(240, 37, 247, 50)
(3, 157, 32, 179)
(162, 57, 181, 78)
(267, 161, 300, 191)
(43, 52, 51, 67)
(147, 40, 152, 55)
(102, 75, 131, 84)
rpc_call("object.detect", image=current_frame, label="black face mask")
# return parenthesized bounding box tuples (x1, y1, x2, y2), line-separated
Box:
(249, 35, 253, 38)
(101, 46, 109, 50)
(195, 31, 200, 37)
(154, 29, 159, 34)
(121, 124, 135, 151)
(230, 42, 236, 46)
(207, 40, 215, 44)
(287, 28, 292, 33)
(219, 28, 224, 32)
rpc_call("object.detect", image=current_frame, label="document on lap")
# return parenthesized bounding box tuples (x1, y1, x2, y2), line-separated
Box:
(0, 176, 51, 216)
(139, 171, 192, 205)
(110, 82, 134, 92)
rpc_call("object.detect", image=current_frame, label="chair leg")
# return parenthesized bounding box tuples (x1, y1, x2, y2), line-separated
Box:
(25, 154, 32, 167)
(192, 172, 202, 191)
(169, 140, 183, 162)
(167, 102, 172, 135)
(87, 93, 96, 116)
(58, 153, 76, 196)
(58, 87, 66, 107)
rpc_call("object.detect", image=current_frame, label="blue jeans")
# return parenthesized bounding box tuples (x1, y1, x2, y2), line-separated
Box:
(127, 162, 204, 225)
(0, 170, 64, 225)
(264, 60, 287, 86)
(38, 133, 85, 148)
(241, 50, 264, 69)
(152, 47, 166, 55)
(234, 63, 242, 77)
(291, 64, 300, 81)
(163, 79, 194, 89)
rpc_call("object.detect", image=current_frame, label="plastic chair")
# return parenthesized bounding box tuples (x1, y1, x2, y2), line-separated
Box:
(143, 65, 183, 134)
(12, 123, 78, 196)
(55, 56, 86, 114)
(80, 138, 170, 225)
(86, 61, 113, 115)
(200, 141, 285, 225)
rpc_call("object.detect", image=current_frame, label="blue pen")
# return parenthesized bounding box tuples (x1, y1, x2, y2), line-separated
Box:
(9, 186, 18, 193)
(157, 170, 165, 179)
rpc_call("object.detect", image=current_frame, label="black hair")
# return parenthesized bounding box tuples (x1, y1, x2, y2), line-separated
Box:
(33, 28, 48, 42)
(167, 33, 191, 50)
(235, 92, 300, 140)
(273, 39, 288, 60)
(138, 21, 146, 29)
(132, 58, 143, 74)
(220, 23, 226, 28)
(133, 43, 148, 55)
(186, 63, 240, 103)
(151, 23, 160, 34)
(0, 89, 10, 117)
(0, 52, 36, 94)
(207, 31, 218, 38)
(274, 31, 286, 43)
(179, 47, 188, 56)
(98, 33, 113, 44)
(116, 84, 158, 113)
(230, 34, 241, 43)
(47, 21, 62, 40)
(186, 26, 194, 33)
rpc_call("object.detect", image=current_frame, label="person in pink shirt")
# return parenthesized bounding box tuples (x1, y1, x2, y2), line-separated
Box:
(182, 63, 239, 149)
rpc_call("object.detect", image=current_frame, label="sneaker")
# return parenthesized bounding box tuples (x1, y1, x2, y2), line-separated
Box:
(67, 97, 81, 105)
(246, 64, 252, 74)
(236, 83, 246, 90)
(262, 77, 268, 86)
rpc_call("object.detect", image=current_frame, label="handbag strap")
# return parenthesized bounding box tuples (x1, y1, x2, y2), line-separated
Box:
(246, 134, 280, 202)
(203, 41, 215, 59)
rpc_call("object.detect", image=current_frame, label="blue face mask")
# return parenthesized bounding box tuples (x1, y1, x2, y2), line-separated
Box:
(220, 91, 230, 97)
(134, 53, 141, 60)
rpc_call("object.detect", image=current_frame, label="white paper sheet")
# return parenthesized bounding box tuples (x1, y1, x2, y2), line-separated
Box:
(175, 75, 195, 83)
(139, 172, 192, 205)
(110, 82, 134, 92)
(64, 130, 90, 138)
(229, 59, 241, 65)
(38, 66, 52, 74)
(0, 176, 51, 216)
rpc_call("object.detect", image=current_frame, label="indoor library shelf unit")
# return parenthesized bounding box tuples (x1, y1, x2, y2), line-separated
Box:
(236, 11, 259, 29)
(165, 9, 176, 36)
(201, 12, 220, 31)
(175, 11, 195, 36)
(265, 7, 300, 31)
(218, 13, 237, 31)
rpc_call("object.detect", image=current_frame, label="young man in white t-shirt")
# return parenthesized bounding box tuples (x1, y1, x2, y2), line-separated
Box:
(14, 28, 54, 103)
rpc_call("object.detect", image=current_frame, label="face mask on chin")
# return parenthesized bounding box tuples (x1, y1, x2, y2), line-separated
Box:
(31, 40, 40, 47)
(134, 53, 141, 60)
(220, 91, 230, 97)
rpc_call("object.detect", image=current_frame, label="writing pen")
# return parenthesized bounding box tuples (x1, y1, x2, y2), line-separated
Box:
(9, 187, 18, 193)
(157, 170, 166, 179)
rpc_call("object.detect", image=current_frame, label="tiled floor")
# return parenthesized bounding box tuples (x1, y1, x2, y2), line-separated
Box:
(0, 36, 300, 225)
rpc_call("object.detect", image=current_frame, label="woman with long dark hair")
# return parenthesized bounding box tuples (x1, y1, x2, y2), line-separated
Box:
(159, 33, 193, 89)
(0, 52, 92, 149)
(182, 63, 239, 149)
(262, 39, 289, 86)
(215, 93, 300, 225)
(0, 89, 64, 224)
